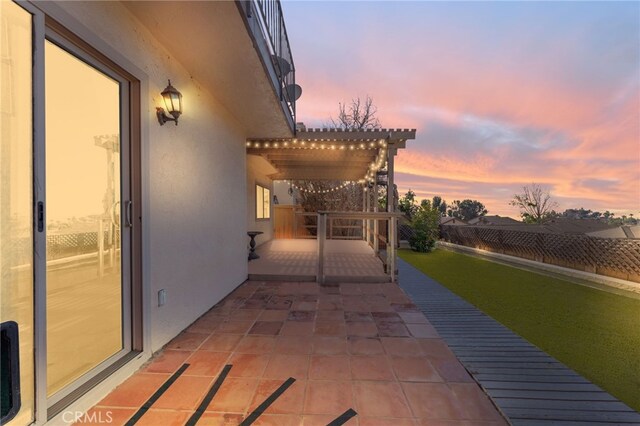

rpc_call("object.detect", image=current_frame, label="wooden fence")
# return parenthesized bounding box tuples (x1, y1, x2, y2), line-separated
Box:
(439, 226, 640, 283)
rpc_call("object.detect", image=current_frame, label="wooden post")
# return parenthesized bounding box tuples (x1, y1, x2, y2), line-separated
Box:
(317, 213, 326, 284)
(362, 187, 367, 241)
(390, 215, 397, 283)
(373, 182, 379, 254)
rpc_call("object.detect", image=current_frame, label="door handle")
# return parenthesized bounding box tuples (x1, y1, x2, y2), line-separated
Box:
(125, 200, 133, 228)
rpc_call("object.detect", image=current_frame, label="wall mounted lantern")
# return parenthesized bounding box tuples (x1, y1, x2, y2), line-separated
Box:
(156, 80, 183, 126)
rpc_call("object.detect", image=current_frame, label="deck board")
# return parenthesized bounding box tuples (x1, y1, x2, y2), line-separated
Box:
(398, 258, 640, 424)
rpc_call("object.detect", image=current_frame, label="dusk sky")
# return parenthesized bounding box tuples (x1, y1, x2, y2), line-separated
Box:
(282, 1, 640, 218)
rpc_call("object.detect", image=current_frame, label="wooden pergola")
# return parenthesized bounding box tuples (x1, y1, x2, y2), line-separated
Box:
(246, 128, 416, 208)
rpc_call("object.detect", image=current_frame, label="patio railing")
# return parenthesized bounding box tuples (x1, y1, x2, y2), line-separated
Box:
(237, 0, 296, 127)
(316, 211, 402, 284)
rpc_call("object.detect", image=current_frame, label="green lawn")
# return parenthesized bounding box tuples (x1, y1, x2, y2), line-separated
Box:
(399, 248, 640, 412)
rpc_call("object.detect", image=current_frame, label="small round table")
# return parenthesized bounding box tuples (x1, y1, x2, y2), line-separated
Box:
(247, 231, 264, 261)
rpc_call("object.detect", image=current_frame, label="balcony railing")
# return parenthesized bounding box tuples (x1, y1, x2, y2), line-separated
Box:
(237, 0, 297, 129)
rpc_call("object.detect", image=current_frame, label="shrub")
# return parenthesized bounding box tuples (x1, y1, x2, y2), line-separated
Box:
(409, 200, 440, 252)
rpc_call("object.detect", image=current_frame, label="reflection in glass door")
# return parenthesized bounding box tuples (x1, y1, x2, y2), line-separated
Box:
(0, 1, 35, 424)
(44, 40, 129, 398)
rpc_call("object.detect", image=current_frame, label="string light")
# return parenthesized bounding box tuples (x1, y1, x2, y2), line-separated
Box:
(247, 138, 389, 185)
(285, 180, 359, 194)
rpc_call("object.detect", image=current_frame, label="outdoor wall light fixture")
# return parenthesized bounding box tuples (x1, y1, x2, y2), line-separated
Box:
(156, 80, 183, 125)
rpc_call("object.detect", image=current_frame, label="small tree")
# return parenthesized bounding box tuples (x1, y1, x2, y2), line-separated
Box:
(398, 190, 418, 219)
(330, 95, 381, 130)
(510, 183, 558, 224)
(447, 199, 487, 221)
(432, 196, 447, 216)
(409, 199, 440, 252)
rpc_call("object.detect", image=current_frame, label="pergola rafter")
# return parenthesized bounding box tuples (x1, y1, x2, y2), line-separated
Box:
(246, 128, 416, 184)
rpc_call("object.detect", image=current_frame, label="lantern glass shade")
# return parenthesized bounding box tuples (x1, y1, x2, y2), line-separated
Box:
(161, 80, 182, 120)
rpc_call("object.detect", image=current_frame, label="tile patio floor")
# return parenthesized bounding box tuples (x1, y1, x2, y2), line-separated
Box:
(83, 281, 508, 425)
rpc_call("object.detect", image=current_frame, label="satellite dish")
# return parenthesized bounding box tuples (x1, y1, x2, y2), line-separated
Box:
(271, 55, 292, 76)
(285, 84, 302, 101)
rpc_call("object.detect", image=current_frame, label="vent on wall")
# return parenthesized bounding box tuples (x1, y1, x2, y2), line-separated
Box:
(1, 321, 21, 423)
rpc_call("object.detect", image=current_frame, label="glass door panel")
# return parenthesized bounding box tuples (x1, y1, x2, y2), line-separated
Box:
(45, 40, 124, 396)
(0, 2, 35, 423)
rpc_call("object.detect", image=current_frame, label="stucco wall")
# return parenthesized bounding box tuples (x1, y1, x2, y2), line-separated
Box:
(246, 155, 275, 246)
(48, 1, 249, 351)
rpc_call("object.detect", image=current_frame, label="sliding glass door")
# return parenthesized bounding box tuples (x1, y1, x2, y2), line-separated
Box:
(44, 39, 131, 401)
(1, 2, 140, 422)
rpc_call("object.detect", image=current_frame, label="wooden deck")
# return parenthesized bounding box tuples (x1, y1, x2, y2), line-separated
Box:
(398, 259, 640, 425)
(248, 239, 389, 283)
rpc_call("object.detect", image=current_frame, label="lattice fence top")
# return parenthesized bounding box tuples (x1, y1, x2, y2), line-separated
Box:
(440, 226, 640, 283)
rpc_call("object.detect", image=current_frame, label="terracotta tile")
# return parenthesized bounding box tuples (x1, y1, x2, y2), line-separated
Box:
(236, 336, 277, 354)
(275, 336, 313, 354)
(372, 312, 403, 323)
(308, 355, 350, 380)
(312, 336, 347, 354)
(418, 339, 456, 360)
(450, 383, 504, 421)
(76, 407, 135, 425)
(340, 283, 362, 295)
(287, 310, 316, 322)
(249, 321, 283, 335)
(206, 377, 258, 412)
(166, 331, 209, 350)
(136, 409, 190, 426)
(154, 375, 212, 410)
(407, 323, 439, 338)
(377, 321, 411, 337)
(264, 354, 309, 379)
(350, 356, 395, 381)
(391, 303, 420, 312)
(317, 299, 343, 310)
(187, 316, 223, 334)
(302, 414, 352, 426)
(344, 311, 374, 322)
(369, 303, 395, 313)
(346, 322, 378, 337)
(259, 310, 290, 321)
(381, 337, 424, 357)
(359, 284, 383, 294)
(391, 357, 443, 382)
(229, 309, 263, 321)
(399, 312, 429, 324)
(185, 351, 230, 376)
(249, 379, 306, 414)
(360, 418, 417, 426)
(242, 299, 269, 309)
(143, 350, 191, 374)
(347, 337, 385, 355)
(402, 382, 466, 420)
(198, 412, 245, 425)
(304, 381, 353, 415)
(297, 283, 320, 295)
(218, 320, 254, 334)
(431, 359, 474, 383)
(315, 321, 347, 336)
(319, 285, 341, 295)
(266, 296, 293, 310)
(316, 310, 345, 321)
(200, 334, 243, 352)
(227, 353, 269, 378)
(291, 301, 317, 311)
(98, 373, 169, 407)
(280, 321, 315, 336)
(353, 381, 412, 418)
(253, 414, 303, 426)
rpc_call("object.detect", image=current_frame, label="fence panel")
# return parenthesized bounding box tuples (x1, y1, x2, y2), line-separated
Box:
(439, 226, 640, 283)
